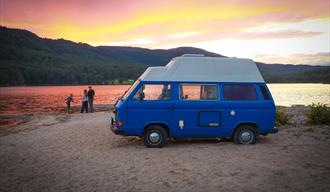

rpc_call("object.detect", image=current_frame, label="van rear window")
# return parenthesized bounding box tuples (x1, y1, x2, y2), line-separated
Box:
(223, 84, 258, 100)
(259, 85, 270, 100)
(180, 84, 219, 100)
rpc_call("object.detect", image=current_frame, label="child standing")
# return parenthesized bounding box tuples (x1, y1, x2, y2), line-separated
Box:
(81, 90, 88, 113)
(65, 94, 74, 113)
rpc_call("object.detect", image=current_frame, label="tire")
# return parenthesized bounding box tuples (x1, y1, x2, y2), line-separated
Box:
(233, 125, 258, 144)
(143, 125, 168, 148)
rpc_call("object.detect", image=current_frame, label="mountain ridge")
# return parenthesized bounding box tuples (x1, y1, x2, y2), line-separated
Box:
(0, 26, 329, 86)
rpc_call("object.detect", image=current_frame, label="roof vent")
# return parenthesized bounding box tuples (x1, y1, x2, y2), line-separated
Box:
(181, 54, 205, 57)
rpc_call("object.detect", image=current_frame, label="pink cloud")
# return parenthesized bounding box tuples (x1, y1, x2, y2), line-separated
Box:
(1, 0, 329, 46)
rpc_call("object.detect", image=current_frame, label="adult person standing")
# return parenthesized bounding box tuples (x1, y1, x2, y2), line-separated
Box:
(87, 86, 95, 113)
(81, 89, 88, 113)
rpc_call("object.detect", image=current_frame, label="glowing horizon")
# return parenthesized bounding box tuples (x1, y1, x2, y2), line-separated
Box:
(1, 0, 329, 65)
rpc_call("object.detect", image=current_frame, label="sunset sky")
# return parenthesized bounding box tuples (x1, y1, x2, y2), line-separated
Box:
(0, 0, 329, 65)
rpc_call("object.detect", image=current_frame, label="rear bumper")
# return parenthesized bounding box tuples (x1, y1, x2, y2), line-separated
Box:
(268, 127, 279, 134)
(111, 117, 125, 135)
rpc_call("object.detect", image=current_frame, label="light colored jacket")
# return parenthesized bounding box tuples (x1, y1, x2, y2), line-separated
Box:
(82, 94, 88, 102)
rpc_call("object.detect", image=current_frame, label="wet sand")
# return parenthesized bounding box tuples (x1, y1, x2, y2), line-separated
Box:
(0, 107, 329, 192)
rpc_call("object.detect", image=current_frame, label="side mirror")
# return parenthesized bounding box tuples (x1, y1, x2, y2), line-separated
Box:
(184, 95, 188, 99)
(138, 93, 145, 101)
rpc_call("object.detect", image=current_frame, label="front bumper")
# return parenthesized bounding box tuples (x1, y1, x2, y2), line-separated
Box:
(111, 117, 124, 135)
(269, 127, 279, 134)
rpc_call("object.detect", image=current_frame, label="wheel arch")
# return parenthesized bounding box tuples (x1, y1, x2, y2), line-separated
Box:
(143, 122, 171, 137)
(232, 122, 259, 138)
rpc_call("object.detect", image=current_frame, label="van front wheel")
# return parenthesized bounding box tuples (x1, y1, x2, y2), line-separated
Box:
(143, 125, 168, 148)
(233, 125, 257, 144)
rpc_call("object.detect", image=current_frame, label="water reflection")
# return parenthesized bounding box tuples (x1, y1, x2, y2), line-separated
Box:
(0, 85, 130, 114)
(0, 84, 329, 115)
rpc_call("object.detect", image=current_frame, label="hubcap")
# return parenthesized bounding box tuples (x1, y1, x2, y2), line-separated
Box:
(240, 130, 253, 143)
(149, 132, 161, 143)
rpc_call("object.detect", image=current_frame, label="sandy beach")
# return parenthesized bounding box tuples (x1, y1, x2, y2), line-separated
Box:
(0, 106, 329, 192)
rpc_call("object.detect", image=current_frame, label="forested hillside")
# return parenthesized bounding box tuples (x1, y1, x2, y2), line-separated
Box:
(0, 26, 329, 86)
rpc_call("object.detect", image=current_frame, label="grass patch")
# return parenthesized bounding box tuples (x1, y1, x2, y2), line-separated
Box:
(276, 106, 292, 127)
(307, 103, 330, 125)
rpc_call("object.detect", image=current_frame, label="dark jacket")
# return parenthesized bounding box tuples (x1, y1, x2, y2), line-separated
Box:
(65, 96, 73, 104)
(87, 89, 95, 99)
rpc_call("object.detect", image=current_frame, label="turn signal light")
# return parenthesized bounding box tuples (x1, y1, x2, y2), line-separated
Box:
(117, 121, 123, 126)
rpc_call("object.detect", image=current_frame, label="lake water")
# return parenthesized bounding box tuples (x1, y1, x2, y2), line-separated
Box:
(0, 84, 329, 115)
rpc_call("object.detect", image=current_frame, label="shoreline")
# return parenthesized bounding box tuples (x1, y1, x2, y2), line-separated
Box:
(0, 104, 113, 130)
(0, 105, 315, 132)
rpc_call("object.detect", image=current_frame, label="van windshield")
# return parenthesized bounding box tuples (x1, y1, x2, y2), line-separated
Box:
(122, 80, 139, 100)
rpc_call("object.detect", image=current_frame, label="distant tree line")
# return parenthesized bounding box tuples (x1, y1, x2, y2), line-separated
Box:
(262, 68, 330, 83)
(0, 64, 145, 86)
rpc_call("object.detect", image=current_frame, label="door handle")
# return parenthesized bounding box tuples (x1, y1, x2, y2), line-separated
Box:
(179, 120, 184, 129)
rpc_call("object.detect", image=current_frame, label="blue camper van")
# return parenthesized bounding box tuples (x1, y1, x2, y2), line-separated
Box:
(111, 54, 278, 148)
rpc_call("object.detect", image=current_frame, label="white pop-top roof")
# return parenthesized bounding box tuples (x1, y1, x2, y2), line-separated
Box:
(139, 55, 265, 83)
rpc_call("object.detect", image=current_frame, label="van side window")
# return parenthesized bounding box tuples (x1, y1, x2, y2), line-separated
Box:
(224, 84, 258, 100)
(259, 85, 270, 100)
(180, 84, 219, 100)
(133, 84, 171, 100)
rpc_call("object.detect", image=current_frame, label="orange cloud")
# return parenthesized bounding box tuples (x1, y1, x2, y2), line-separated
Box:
(1, 0, 329, 44)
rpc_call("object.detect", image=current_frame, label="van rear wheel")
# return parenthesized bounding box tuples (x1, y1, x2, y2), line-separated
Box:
(143, 125, 168, 148)
(233, 125, 257, 144)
